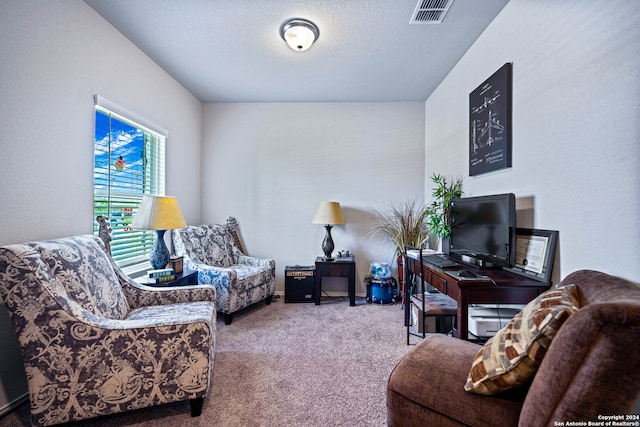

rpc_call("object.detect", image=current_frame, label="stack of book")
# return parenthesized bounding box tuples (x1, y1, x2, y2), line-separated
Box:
(147, 268, 176, 284)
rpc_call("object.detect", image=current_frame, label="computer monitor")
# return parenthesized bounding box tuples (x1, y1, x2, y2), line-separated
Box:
(448, 193, 516, 268)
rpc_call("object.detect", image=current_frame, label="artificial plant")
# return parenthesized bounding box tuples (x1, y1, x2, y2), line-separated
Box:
(424, 173, 463, 239)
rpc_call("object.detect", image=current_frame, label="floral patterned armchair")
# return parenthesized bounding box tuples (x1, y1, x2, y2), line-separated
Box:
(0, 235, 217, 426)
(172, 219, 275, 325)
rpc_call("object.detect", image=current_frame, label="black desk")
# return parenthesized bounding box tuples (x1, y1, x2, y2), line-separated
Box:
(314, 257, 356, 306)
(404, 253, 549, 340)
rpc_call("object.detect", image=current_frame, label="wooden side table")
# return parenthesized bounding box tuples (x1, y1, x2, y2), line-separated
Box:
(314, 257, 356, 306)
(137, 268, 198, 287)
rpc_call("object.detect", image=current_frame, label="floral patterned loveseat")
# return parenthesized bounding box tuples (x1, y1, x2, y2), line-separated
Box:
(0, 235, 217, 426)
(172, 221, 275, 325)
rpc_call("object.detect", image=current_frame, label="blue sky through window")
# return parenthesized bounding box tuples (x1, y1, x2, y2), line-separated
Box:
(94, 110, 145, 194)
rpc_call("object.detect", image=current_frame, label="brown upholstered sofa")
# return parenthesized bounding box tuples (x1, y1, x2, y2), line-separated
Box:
(387, 270, 640, 426)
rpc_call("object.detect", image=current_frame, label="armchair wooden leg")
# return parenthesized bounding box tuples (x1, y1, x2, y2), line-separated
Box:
(190, 398, 204, 417)
(265, 295, 272, 305)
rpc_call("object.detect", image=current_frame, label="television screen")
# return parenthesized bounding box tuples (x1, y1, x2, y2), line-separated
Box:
(448, 193, 516, 268)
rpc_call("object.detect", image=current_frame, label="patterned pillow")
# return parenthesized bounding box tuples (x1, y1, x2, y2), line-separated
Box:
(464, 284, 581, 395)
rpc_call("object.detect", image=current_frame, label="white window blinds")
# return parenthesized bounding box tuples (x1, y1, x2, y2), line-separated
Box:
(93, 96, 167, 266)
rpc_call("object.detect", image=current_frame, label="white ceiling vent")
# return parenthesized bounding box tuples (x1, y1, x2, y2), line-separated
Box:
(410, 0, 455, 24)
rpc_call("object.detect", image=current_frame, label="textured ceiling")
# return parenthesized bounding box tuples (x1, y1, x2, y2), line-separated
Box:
(84, 0, 510, 103)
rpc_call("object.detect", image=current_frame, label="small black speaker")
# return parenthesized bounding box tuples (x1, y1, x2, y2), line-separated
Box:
(285, 266, 315, 303)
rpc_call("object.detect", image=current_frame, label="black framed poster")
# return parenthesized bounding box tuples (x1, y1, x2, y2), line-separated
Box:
(469, 62, 512, 176)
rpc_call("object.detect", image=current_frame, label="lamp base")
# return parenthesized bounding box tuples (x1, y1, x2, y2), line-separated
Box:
(149, 229, 170, 270)
(321, 224, 335, 260)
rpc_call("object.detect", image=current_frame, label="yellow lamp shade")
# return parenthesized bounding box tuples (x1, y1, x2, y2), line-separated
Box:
(312, 201, 344, 225)
(131, 196, 187, 230)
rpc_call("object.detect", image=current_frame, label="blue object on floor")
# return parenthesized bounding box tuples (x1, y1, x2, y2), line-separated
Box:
(370, 280, 394, 304)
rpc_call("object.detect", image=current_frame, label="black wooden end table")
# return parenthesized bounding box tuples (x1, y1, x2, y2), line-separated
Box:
(138, 268, 198, 287)
(314, 257, 356, 306)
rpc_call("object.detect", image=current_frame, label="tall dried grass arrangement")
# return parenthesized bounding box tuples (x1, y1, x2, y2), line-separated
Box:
(369, 199, 429, 255)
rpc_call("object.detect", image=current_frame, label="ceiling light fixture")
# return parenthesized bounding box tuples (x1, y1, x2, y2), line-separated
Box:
(279, 18, 319, 52)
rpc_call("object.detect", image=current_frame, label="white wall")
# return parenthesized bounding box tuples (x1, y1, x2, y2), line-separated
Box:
(0, 0, 202, 412)
(425, 0, 640, 283)
(201, 102, 425, 293)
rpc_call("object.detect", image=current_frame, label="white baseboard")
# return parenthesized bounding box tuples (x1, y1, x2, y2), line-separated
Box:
(274, 290, 367, 298)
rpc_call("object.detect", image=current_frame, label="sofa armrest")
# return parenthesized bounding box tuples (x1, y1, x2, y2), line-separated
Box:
(236, 254, 275, 270)
(119, 276, 216, 310)
(108, 258, 216, 309)
(194, 263, 238, 285)
(72, 299, 215, 330)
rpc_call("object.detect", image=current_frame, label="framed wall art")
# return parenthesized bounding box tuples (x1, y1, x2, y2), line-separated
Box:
(469, 62, 512, 176)
(504, 228, 558, 284)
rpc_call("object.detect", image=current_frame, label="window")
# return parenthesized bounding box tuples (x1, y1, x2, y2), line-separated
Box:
(93, 96, 167, 266)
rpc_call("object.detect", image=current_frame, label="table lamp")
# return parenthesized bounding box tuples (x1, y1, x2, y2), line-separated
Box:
(312, 201, 345, 261)
(131, 195, 187, 270)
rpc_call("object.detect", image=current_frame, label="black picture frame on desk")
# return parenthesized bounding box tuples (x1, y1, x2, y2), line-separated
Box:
(504, 228, 558, 284)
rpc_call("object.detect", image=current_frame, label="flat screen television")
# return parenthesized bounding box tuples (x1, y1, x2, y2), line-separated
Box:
(448, 193, 516, 268)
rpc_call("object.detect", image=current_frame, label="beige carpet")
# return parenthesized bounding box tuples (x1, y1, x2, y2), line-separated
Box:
(0, 296, 412, 427)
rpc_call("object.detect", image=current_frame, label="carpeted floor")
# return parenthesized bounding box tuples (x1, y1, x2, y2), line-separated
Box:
(0, 296, 413, 427)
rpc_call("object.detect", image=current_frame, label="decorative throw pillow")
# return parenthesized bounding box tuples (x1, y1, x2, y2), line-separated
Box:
(464, 284, 581, 395)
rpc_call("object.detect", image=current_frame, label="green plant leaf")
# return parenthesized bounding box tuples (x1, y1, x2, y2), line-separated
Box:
(425, 173, 463, 239)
